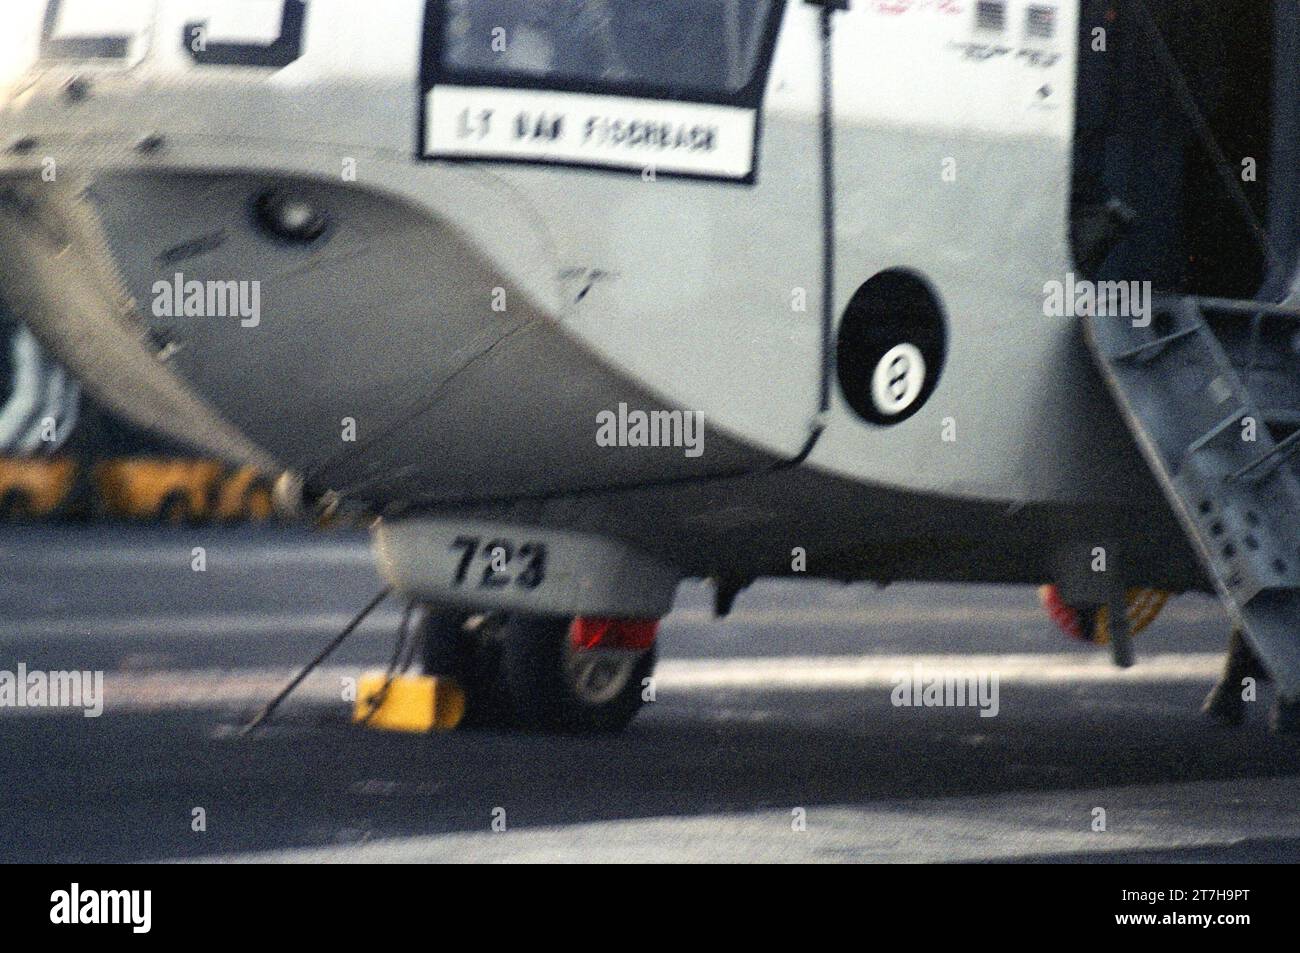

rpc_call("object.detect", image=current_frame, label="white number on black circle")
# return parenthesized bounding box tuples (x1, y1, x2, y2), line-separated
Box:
(871, 343, 926, 416)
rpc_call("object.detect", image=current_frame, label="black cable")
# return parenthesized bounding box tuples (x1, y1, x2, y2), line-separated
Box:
(815, 0, 839, 416)
(358, 600, 417, 726)
(386, 601, 415, 676)
(783, 0, 845, 466)
(240, 586, 392, 735)
(396, 606, 422, 674)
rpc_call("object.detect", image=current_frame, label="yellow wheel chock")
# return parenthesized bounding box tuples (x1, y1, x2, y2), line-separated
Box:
(353, 672, 466, 733)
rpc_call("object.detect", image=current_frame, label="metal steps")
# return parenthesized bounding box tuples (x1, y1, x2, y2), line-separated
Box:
(1086, 294, 1300, 698)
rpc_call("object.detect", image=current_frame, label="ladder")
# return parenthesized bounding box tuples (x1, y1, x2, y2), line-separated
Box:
(1086, 295, 1300, 698)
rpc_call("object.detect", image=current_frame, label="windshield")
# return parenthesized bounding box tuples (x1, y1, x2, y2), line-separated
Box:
(440, 0, 781, 99)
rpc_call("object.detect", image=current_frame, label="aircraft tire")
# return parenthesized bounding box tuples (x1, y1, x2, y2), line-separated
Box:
(499, 613, 655, 734)
(415, 606, 515, 729)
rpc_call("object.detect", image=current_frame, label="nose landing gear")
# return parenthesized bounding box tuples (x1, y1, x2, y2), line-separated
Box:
(414, 606, 658, 734)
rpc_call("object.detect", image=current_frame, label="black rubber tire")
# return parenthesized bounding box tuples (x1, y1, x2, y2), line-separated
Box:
(499, 614, 656, 733)
(415, 606, 515, 729)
